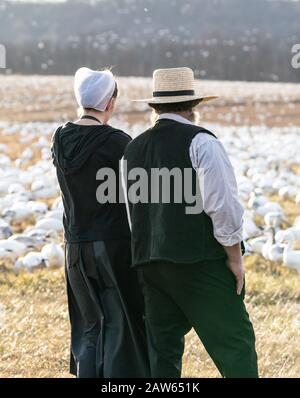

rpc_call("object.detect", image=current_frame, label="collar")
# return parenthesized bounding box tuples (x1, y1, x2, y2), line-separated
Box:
(158, 113, 196, 127)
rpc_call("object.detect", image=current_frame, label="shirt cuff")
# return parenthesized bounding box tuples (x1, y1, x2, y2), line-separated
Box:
(214, 226, 244, 247)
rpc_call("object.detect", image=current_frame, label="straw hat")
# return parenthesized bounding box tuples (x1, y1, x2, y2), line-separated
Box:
(133, 67, 218, 104)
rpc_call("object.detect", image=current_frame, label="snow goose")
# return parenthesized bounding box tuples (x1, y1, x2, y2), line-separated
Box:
(31, 179, 59, 200)
(7, 183, 26, 195)
(5, 191, 33, 204)
(247, 235, 268, 255)
(8, 234, 43, 251)
(0, 219, 13, 239)
(254, 201, 283, 217)
(0, 239, 27, 260)
(2, 203, 34, 223)
(0, 181, 12, 197)
(24, 227, 59, 243)
(35, 218, 63, 232)
(262, 227, 284, 262)
(15, 252, 46, 273)
(278, 186, 298, 200)
(276, 226, 300, 241)
(243, 213, 261, 240)
(282, 239, 300, 273)
(0, 143, 8, 153)
(21, 148, 34, 162)
(26, 201, 48, 219)
(41, 243, 64, 269)
(0, 155, 11, 169)
(45, 209, 63, 221)
(264, 211, 285, 230)
(248, 191, 268, 210)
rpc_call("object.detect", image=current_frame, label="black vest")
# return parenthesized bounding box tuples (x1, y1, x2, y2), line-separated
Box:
(123, 118, 227, 266)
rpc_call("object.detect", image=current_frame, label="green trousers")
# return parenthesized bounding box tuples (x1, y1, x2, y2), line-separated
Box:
(138, 258, 258, 378)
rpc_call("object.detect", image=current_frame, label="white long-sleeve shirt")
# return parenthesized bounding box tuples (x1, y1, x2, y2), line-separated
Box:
(158, 113, 244, 247)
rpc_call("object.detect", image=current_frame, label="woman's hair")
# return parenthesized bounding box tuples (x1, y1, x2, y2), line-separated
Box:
(112, 82, 118, 98)
(103, 67, 118, 99)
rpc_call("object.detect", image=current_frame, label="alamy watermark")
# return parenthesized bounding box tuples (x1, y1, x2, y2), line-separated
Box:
(0, 44, 6, 69)
(291, 44, 300, 69)
(95, 160, 205, 215)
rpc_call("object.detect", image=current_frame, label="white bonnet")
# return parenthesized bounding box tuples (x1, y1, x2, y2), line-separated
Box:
(74, 67, 116, 112)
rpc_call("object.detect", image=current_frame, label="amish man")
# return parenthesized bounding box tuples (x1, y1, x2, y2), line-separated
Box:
(122, 67, 258, 378)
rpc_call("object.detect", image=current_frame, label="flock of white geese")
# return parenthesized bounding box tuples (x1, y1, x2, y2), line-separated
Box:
(0, 122, 64, 272)
(0, 121, 300, 274)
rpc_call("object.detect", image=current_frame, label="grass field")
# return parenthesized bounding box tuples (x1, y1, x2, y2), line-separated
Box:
(1, 255, 299, 378)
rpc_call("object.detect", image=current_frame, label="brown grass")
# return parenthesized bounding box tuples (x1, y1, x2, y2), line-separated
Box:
(0, 269, 70, 378)
(0, 255, 299, 378)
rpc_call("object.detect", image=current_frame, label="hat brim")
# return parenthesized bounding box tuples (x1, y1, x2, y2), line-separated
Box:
(132, 95, 219, 104)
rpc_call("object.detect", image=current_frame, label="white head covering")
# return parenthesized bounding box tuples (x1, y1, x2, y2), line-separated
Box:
(74, 67, 116, 112)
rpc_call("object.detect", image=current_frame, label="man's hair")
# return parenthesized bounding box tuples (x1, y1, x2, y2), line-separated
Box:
(149, 99, 201, 114)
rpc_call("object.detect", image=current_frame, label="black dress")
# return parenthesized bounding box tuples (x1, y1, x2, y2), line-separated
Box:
(52, 122, 149, 377)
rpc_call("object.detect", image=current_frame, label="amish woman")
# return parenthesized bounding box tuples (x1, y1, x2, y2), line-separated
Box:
(51, 67, 149, 378)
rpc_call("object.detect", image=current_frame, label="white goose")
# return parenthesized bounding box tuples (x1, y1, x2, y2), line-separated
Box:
(248, 191, 268, 210)
(25, 227, 58, 240)
(41, 243, 64, 269)
(7, 183, 26, 195)
(45, 209, 63, 221)
(254, 201, 283, 217)
(31, 179, 59, 200)
(262, 227, 284, 262)
(35, 218, 63, 232)
(27, 201, 48, 219)
(0, 239, 27, 260)
(243, 213, 261, 240)
(0, 155, 11, 169)
(0, 219, 13, 239)
(264, 211, 285, 230)
(247, 235, 268, 255)
(276, 227, 300, 243)
(15, 252, 47, 273)
(0, 143, 8, 153)
(2, 203, 34, 223)
(278, 186, 298, 200)
(8, 234, 43, 251)
(282, 239, 300, 273)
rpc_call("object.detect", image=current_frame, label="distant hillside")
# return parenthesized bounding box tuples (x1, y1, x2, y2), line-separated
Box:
(0, 0, 299, 81)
